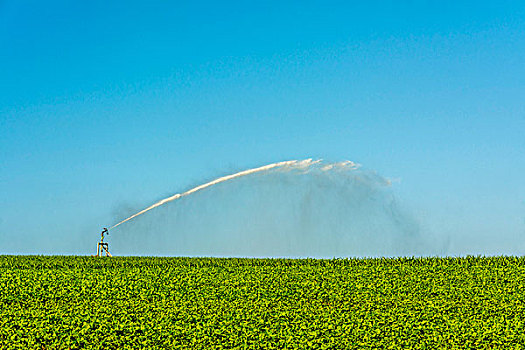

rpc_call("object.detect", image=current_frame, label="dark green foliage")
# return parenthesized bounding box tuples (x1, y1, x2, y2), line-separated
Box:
(1, 256, 524, 349)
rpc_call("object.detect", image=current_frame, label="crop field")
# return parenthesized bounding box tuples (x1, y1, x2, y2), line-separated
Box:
(0, 256, 524, 349)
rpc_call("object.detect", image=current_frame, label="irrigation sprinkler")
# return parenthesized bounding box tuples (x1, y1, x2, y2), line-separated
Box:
(96, 227, 112, 257)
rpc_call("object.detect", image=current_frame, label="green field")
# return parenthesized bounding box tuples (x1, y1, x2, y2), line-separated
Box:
(1, 256, 524, 349)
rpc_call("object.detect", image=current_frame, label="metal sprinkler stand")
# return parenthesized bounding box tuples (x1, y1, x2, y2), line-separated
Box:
(96, 227, 112, 257)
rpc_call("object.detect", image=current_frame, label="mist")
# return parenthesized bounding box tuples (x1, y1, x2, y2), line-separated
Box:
(108, 160, 446, 257)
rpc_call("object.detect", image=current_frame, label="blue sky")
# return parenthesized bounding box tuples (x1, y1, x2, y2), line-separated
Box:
(1, 1, 524, 255)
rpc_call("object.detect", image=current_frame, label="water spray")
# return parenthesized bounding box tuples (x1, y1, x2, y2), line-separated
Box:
(96, 158, 362, 256)
(109, 159, 321, 230)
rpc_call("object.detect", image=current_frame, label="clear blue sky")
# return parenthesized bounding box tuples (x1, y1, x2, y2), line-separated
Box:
(1, 1, 524, 254)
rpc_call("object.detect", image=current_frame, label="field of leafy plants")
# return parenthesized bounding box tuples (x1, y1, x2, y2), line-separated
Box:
(0, 256, 524, 349)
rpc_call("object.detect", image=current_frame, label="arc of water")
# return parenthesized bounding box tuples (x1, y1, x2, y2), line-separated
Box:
(109, 159, 319, 230)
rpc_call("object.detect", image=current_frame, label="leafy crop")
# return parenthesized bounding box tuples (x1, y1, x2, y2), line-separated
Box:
(1, 256, 524, 349)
